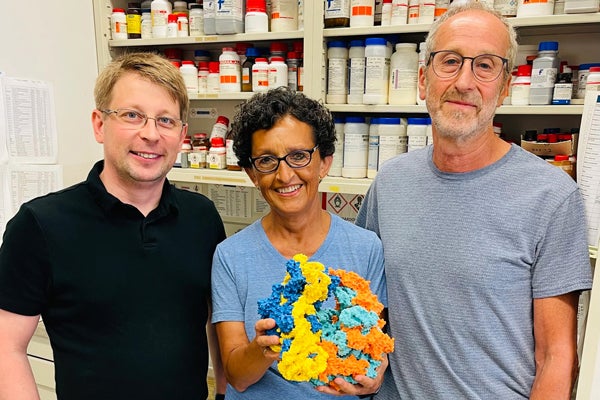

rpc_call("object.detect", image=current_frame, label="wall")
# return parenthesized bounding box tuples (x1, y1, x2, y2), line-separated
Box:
(0, 0, 103, 187)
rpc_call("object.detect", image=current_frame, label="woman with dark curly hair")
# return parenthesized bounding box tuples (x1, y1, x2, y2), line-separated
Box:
(210, 87, 388, 399)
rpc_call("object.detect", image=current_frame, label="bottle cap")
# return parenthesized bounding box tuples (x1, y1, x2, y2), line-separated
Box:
(538, 41, 558, 51)
(168, 14, 178, 23)
(270, 42, 288, 53)
(208, 61, 220, 73)
(216, 115, 230, 126)
(198, 61, 209, 70)
(246, 0, 267, 12)
(590, 66, 600, 73)
(113, 8, 126, 13)
(287, 51, 300, 60)
(246, 47, 261, 57)
(516, 64, 532, 76)
(271, 56, 285, 63)
(211, 137, 225, 146)
(554, 154, 569, 161)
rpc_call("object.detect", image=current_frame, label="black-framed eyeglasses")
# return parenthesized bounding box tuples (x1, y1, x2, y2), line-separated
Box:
(250, 145, 319, 173)
(101, 108, 186, 136)
(427, 50, 509, 82)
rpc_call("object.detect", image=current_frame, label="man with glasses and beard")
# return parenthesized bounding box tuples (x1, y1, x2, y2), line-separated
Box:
(356, 2, 592, 399)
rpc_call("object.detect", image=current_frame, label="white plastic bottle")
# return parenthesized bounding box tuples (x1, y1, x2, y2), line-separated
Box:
(252, 58, 270, 92)
(381, 0, 393, 25)
(529, 41, 559, 105)
(219, 47, 241, 93)
(204, 0, 217, 34)
(517, 0, 555, 16)
(408, 0, 419, 24)
(189, 4, 204, 36)
(348, 40, 366, 104)
(342, 116, 369, 178)
(330, 117, 345, 177)
(210, 116, 230, 140)
(167, 14, 178, 38)
(367, 118, 380, 179)
(207, 61, 221, 94)
(180, 60, 199, 94)
(177, 14, 189, 37)
(271, 0, 298, 31)
(363, 37, 390, 105)
(198, 62, 209, 95)
(391, 0, 409, 24)
(407, 117, 428, 152)
(151, 0, 172, 38)
(510, 64, 532, 105)
(216, 0, 244, 34)
(585, 66, 600, 94)
(269, 56, 288, 88)
(418, 0, 435, 24)
(388, 43, 418, 105)
(327, 41, 349, 104)
(377, 117, 406, 169)
(111, 8, 128, 40)
(141, 9, 153, 39)
(350, 0, 375, 27)
(245, 0, 269, 32)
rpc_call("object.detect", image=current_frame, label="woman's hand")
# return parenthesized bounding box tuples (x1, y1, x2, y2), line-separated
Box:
(314, 354, 388, 397)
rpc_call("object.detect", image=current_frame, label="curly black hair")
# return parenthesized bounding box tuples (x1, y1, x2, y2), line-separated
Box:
(231, 87, 336, 168)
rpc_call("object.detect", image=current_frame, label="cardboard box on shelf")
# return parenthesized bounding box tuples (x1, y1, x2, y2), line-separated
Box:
(520, 133, 578, 157)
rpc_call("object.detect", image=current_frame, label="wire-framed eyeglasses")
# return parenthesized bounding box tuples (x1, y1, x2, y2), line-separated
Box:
(101, 108, 186, 136)
(250, 145, 319, 173)
(427, 50, 509, 82)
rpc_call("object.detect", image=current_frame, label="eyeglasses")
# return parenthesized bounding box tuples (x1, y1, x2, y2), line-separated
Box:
(250, 145, 319, 173)
(101, 108, 186, 136)
(427, 50, 509, 82)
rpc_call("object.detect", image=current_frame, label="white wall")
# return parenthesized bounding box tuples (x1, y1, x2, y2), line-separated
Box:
(0, 0, 103, 186)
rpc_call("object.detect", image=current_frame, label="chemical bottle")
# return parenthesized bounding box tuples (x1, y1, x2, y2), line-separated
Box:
(407, 117, 429, 152)
(391, 0, 409, 25)
(246, 0, 269, 32)
(216, 0, 244, 34)
(173, 1, 189, 15)
(517, 0, 555, 17)
(342, 116, 369, 178)
(348, 40, 366, 104)
(510, 64, 532, 105)
(269, 56, 288, 88)
(126, 4, 142, 39)
(111, 8, 128, 40)
(151, 0, 172, 38)
(190, 133, 209, 168)
(378, 117, 406, 169)
(324, 0, 351, 28)
(176, 137, 192, 168)
(210, 116, 230, 140)
(418, 0, 435, 24)
(367, 118, 380, 179)
(177, 14, 189, 37)
(388, 43, 418, 105)
(180, 61, 199, 94)
(189, 4, 204, 36)
(242, 48, 260, 92)
(269, 42, 288, 61)
(194, 50, 211, 65)
(203, 0, 217, 34)
(585, 66, 600, 94)
(167, 14, 179, 38)
(226, 130, 242, 171)
(219, 47, 241, 93)
(363, 37, 390, 105)
(381, 0, 393, 25)
(141, 9, 153, 39)
(252, 58, 270, 92)
(408, 0, 419, 24)
(198, 62, 209, 95)
(208, 137, 227, 169)
(416, 41, 426, 105)
(529, 41, 559, 105)
(350, 0, 375, 27)
(329, 117, 345, 177)
(552, 65, 573, 105)
(286, 52, 301, 91)
(207, 61, 221, 94)
(271, 0, 298, 31)
(326, 41, 349, 104)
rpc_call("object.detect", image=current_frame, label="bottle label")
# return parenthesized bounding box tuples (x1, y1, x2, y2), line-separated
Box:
(530, 68, 557, 89)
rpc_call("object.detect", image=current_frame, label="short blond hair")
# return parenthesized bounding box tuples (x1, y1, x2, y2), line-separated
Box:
(94, 52, 189, 121)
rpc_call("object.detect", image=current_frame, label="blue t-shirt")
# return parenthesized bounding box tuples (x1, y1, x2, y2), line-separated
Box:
(356, 144, 592, 399)
(212, 213, 386, 399)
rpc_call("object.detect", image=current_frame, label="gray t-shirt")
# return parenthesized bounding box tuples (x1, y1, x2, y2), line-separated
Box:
(212, 213, 386, 399)
(356, 144, 592, 399)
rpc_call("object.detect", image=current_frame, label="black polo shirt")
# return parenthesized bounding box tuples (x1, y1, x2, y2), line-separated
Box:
(0, 161, 226, 400)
